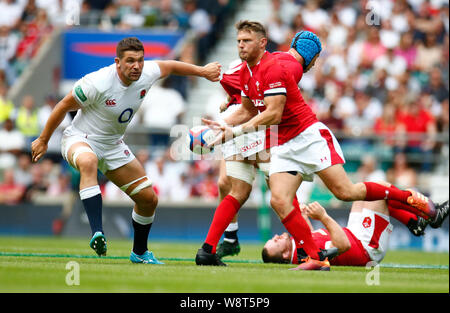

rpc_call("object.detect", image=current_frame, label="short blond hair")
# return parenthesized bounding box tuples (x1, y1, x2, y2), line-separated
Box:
(235, 20, 267, 38)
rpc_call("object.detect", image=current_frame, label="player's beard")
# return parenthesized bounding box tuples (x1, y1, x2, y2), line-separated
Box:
(127, 71, 142, 81)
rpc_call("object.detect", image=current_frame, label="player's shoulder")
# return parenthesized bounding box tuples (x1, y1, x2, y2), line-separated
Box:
(141, 60, 162, 80)
(260, 52, 284, 72)
(83, 64, 116, 93)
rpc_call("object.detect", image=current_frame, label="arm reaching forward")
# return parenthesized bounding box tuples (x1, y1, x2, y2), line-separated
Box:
(303, 202, 351, 254)
(31, 92, 80, 162)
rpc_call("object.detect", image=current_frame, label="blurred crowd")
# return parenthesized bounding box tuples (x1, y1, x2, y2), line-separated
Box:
(264, 0, 448, 174)
(1, 0, 449, 206)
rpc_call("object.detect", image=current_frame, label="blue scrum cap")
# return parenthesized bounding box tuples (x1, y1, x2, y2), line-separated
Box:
(290, 31, 322, 68)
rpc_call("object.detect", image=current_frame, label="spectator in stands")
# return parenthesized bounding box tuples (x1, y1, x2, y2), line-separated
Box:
(0, 26, 19, 85)
(374, 47, 407, 78)
(13, 152, 33, 187)
(0, 0, 23, 28)
(343, 91, 374, 145)
(192, 168, 218, 200)
(154, 0, 182, 29)
(360, 26, 387, 69)
(301, 0, 329, 33)
(415, 32, 442, 72)
(424, 66, 449, 104)
(356, 154, 387, 183)
(22, 162, 48, 202)
(0, 118, 25, 170)
(0, 84, 14, 123)
(397, 94, 437, 172)
(319, 103, 343, 135)
(394, 32, 418, 70)
(386, 152, 418, 189)
(145, 155, 172, 200)
(13, 94, 40, 148)
(373, 102, 400, 148)
(183, 0, 212, 63)
(0, 168, 25, 205)
(139, 77, 185, 148)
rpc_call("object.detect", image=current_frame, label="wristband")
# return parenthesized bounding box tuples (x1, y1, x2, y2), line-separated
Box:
(232, 125, 244, 137)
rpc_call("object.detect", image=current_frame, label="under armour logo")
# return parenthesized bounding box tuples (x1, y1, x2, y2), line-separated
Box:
(320, 156, 328, 163)
(299, 240, 304, 245)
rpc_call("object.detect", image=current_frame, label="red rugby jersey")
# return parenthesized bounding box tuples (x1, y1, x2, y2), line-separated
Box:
(291, 228, 371, 266)
(220, 62, 243, 107)
(239, 51, 318, 147)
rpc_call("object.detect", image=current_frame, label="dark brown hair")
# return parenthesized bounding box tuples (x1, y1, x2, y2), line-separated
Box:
(235, 20, 267, 38)
(262, 247, 289, 264)
(116, 37, 144, 58)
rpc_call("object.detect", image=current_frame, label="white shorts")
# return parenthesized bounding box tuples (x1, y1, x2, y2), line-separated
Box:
(269, 122, 345, 181)
(61, 127, 135, 174)
(221, 130, 266, 159)
(347, 208, 393, 264)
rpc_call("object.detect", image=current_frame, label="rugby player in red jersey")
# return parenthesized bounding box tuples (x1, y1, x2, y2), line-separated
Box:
(198, 21, 444, 270)
(262, 185, 449, 269)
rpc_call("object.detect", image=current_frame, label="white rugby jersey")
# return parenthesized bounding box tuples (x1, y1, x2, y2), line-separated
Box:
(68, 61, 161, 142)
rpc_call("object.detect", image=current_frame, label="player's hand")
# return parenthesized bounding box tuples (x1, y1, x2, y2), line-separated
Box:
(304, 202, 327, 221)
(31, 137, 48, 163)
(202, 62, 222, 82)
(201, 118, 233, 147)
(219, 102, 228, 113)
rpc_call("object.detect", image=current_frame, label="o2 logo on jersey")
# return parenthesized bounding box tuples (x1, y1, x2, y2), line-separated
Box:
(118, 108, 134, 123)
(363, 217, 372, 228)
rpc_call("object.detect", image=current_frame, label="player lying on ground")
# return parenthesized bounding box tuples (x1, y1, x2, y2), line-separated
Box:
(31, 37, 221, 264)
(262, 188, 449, 269)
(201, 21, 438, 270)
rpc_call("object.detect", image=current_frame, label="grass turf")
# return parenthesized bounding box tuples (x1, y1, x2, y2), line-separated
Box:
(0, 236, 448, 293)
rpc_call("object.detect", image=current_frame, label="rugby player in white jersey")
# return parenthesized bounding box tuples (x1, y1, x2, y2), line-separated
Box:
(31, 37, 221, 264)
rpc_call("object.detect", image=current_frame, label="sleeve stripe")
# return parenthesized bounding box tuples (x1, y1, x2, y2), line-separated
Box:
(264, 87, 287, 95)
(264, 92, 286, 97)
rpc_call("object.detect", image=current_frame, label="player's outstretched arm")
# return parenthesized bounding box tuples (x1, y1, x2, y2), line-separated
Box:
(305, 202, 351, 254)
(31, 92, 80, 162)
(155, 60, 221, 82)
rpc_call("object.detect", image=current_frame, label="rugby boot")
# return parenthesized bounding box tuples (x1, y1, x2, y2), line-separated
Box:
(289, 257, 331, 271)
(407, 216, 429, 236)
(429, 201, 449, 229)
(195, 248, 227, 266)
(216, 240, 241, 258)
(407, 190, 436, 219)
(89, 231, 107, 257)
(130, 250, 164, 264)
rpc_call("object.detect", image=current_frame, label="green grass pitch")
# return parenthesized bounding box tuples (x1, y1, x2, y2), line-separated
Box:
(0, 236, 448, 293)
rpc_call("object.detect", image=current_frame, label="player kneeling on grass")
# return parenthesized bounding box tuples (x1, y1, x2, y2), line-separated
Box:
(31, 37, 221, 264)
(262, 187, 448, 268)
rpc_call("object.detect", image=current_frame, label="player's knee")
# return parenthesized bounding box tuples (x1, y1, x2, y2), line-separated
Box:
(218, 176, 230, 195)
(76, 154, 98, 174)
(270, 193, 289, 212)
(229, 182, 252, 204)
(135, 189, 158, 211)
(332, 188, 353, 202)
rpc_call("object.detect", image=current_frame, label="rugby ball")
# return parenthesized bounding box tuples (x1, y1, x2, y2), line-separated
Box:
(186, 125, 216, 155)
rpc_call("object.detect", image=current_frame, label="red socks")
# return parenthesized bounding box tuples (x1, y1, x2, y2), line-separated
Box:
(282, 205, 321, 260)
(364, 182, 411, 203)
(387, 199, 428, 221)
(204, 195, 241, 254)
